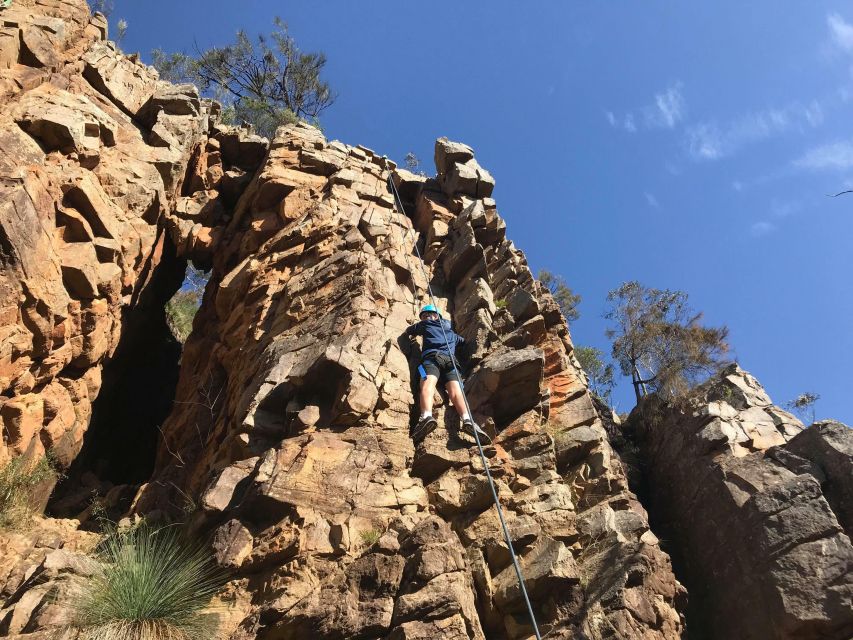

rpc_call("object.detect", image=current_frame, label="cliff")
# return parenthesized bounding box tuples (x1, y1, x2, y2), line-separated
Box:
(0, 2, 849, 640)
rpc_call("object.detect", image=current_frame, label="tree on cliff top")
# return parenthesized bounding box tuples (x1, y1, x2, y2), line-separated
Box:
(785, 391, 820, 424)
(538, 269, 581, 322)
(574, 345, 615, 403)
(152, 17, 334, 138)
(605, 281, 730, 404)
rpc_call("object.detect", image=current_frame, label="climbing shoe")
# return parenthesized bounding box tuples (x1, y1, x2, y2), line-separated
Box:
(412, 415, 438, 440)
(461, 418, 492, 445)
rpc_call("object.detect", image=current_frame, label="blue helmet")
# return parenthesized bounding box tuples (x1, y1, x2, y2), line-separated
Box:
(420, 304, 440, 318)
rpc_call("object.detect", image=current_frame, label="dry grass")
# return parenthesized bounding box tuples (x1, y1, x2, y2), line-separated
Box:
(0, 453, 59, 529)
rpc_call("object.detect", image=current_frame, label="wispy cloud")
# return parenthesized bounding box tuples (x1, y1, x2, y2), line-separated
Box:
(644, 83, 686, 129)
(644, 192, 660, 208)
(828, 13, 853, 53)
(824, 14, 853, 87)
(685, 101, 824, 161)
(793, 139, 853, 170)
(686, 123, 723, 160)
(606, 82, 685, 132)
(605, 110, 636, 132)
(750, 221, 777, 237)
(770, 199, 802, 218)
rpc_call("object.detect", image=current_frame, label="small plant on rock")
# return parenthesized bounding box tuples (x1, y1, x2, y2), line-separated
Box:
(359, 528, 382, 548)
(0, 453, 60, 529)
(785, 392, 820, 425)
(67, 524, 226, 640)
(494, 299, 507, 310)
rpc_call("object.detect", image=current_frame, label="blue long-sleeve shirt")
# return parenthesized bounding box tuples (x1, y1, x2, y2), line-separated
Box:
(405, 317, 465, 358)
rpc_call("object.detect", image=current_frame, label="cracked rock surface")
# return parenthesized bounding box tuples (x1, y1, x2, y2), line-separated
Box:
(18, 2, 853, 639)
(628, 364, 853, 640)
(130, 124, 685, 639)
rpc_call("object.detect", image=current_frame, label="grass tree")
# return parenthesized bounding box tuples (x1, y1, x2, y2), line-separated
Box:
(68, 525, 226, 640)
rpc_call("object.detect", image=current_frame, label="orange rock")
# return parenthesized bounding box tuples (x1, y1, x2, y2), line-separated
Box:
(1, 393, 44, 455)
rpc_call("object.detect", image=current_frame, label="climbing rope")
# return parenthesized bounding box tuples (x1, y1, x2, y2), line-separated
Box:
(386, 173, 544, 640)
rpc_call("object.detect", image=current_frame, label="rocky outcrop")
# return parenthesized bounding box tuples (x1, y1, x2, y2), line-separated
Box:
(1, 4, 848, 638)
(0, 517, 99, 635)
(0, 3, 686, 637)
(125, 127, 685, 639)
(628, 364, 853, 640)
(0, 0, 264, 492)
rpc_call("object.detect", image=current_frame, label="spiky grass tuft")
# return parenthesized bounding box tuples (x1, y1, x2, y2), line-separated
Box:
(359, 528, 382, 547)
(68, 525, 226, 640)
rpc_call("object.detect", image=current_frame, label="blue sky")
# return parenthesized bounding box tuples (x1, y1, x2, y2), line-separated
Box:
(114, 1, 852, 423)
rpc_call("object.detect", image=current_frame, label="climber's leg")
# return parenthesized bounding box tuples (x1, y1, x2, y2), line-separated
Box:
(446, 379, 492, 445)
(412, 370, 439, 439)
(419, 374, 438, 415)
(445, 380, 467, 418)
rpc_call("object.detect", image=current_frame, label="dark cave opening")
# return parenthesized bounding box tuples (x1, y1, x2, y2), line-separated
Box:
(49, 232, 188, 513)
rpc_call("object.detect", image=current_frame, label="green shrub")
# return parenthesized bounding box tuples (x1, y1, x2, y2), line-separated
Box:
(165, 266, 209, 344)
(360, 528, 382, 547)
(68, 525, 226, 640)
(0, 454, 59, 529)
(494, 299, 507, 310)
(165, 291, 200, 344)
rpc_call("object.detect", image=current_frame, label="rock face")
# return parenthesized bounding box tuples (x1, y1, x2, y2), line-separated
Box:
(0, 516, 99, 635)
(0, 0, 264, 490)
(1, 3, 846, 640)
(629, 364, 853, 640)
(2, 2, 847, 639)
(0, 5, 685, 632)
(127, 128, 684, 638)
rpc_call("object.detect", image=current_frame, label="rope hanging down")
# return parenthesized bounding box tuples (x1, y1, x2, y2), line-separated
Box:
(386, 174, 544, 640)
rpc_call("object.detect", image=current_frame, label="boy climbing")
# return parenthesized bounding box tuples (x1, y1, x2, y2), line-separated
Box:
(405, 304, 491, 444)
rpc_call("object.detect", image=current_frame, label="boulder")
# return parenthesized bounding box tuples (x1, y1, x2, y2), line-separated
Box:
(17, 87, 117, 155)
(465, 347, 545, 425)
(493, 537, 580, 612)
(82, 42, 158, 116)
(58, 242, 99, 299)
(213, 519, 254, 569)
(0, 27, 20, 69)
(434, 137, 474, 175)
(442, 158, 495, 198)
(630, 367, 853, 640)
(20, 25, 59, 69)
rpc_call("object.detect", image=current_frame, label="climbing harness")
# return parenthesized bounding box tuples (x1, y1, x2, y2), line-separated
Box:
(387, 174, 544, 640)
